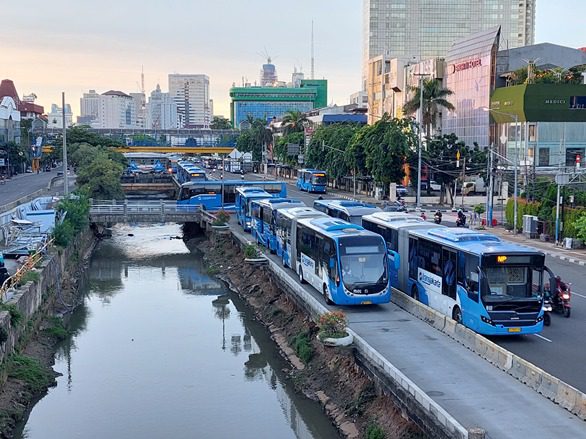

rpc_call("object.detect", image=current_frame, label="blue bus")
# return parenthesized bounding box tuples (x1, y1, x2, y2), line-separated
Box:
(405, 227, 551, 335)
(235, 187, 273, 232)
(177, 180, 287, 211)
(313, 199, 381, 225)
(297, 169, 328, 193)
(362, 212, 441, 288)
(250, 198, 305, 251)
(274, 207, 328, 267)
(177, 160, 207, 184)
(294, 217, 391, 305)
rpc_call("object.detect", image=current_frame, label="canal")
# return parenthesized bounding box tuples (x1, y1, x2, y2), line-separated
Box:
(16, 224, 339, 439)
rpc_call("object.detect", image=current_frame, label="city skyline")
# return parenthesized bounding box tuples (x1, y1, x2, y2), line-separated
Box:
(3, 0, 585, 119)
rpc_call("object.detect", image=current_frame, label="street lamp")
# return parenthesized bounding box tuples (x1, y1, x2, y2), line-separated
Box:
(482, 107, 519, 233)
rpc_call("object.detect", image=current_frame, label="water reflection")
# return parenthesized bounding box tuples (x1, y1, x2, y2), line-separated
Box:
(16, 224, 339, 439)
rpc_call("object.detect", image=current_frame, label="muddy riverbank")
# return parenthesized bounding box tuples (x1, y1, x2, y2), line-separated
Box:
(198, 233, 424, 439)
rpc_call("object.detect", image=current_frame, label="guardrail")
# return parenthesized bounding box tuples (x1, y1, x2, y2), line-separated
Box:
(0, 238, 53, 302)
(88, 200, 201, 223)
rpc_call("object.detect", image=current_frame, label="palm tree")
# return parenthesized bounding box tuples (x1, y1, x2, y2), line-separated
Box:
(403, 79, 455, 138)
(281, 110, 307, 133)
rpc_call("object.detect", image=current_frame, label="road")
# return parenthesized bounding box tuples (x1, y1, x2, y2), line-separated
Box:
(0, 168, 61, 207)
(221, 169, 586, 392)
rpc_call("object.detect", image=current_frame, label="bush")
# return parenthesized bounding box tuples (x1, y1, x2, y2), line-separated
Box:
(45, 317, 69, 341)
(318, 311, 348, 339)
(575, 214, 586, 242)
(52, 220, 75, 247)
(292, 331, 313, 364)
(7, 354, 54, 392)
(474, 203, 485, 215)
(18, 270, 40, 286)
(0, 303, 22, 327)
(213, 209, 230, 226)
(367, 422, 386, 439)
(244, 244, 260, 259)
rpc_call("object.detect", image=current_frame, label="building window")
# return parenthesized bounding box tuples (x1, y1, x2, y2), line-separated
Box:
(538, 148, 549, 167)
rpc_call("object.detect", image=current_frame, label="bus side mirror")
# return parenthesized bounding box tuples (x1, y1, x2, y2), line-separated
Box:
(389, 250, 400, 270)
(329, 258, 335, 269)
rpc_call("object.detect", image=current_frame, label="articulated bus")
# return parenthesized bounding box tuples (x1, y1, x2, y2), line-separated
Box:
(177, 180, 287, 211)
(313, 199, 381, 225)
(297, 169, 328, 193)
(235, 187, 272, 232)
(250, 198, 305, 251)
(405, 227, 550, 335)
(275, 207, 328, 268)
(362, 212, 442, 288)
(295, 217, 391, 305)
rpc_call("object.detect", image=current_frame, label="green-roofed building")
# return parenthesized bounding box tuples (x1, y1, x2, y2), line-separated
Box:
(230, 79, 327, 128)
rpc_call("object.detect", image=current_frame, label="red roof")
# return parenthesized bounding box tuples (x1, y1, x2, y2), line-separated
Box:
(0, 79, 20, 105)
(19, 102, 44, 114)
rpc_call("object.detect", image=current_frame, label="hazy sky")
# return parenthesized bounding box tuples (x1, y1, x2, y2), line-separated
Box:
(3, 1, 585, 118)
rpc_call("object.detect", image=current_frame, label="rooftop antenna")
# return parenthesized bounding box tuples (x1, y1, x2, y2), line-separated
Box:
(311, 20, 315, 79)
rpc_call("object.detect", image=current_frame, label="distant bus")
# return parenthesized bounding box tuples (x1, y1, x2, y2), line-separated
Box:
(275, 207, 328, 268)
(177, 180, 287, 211)
(176, 160, 207, 184)
(313, 199, 381, 225)
(250, 198, 305, 252)
(235, 187, 273, 232)
(362, 212, 440, 288)
(295, 217, 390, 305)
(297, 169, 328, 193)
(406, 227, 551, 335)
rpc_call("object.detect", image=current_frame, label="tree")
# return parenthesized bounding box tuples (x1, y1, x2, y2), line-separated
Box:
(67, 126, 124, 147)
(210, 116, 232, 130)
(403, 79, 455, 138)
(281, 110, 307, 134)
(274, 132, 303, 166)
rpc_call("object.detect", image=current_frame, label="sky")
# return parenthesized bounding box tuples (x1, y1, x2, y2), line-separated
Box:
(3, 1, 585, 119)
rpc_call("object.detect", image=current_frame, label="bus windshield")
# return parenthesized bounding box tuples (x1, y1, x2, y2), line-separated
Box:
(348, 215, 363, 225)
(312, 175, 327, 185)
(339, 236, 387, 290)
(481, 266, 541, 301)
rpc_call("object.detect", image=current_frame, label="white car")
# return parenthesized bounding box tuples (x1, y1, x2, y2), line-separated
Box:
(429, 180, 441, 191)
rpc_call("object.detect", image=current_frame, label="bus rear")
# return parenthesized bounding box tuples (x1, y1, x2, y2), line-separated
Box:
(236, 188, 272, 232)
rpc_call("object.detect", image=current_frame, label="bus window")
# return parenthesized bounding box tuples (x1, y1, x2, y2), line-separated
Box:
(418, 239, 442, 276)
(442, 249, 457, 300)
(408, 238, 418, 279)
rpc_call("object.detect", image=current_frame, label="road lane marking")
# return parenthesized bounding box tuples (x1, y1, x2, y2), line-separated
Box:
(571, 291, 586, 299)
(534, 334, 553, 343)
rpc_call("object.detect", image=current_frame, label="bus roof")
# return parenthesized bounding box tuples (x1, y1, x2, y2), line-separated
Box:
(363, 212, 427, 227)
(252, 198, 304, 208)
(277, 207, 328, 220)
(409, 228, 544, 256)
(181, 180, 284, 188)
(236, 187, 271, 196)
(298, 217, 376, 238)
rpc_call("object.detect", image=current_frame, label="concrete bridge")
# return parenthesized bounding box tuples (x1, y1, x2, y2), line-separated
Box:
(89, 200, 201, 224)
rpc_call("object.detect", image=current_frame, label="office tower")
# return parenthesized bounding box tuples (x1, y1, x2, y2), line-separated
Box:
(147, 84, 178, 130)
(362, 0, 536, 86)
(79, 90, 100, 125)
(168, 74, 211, 128)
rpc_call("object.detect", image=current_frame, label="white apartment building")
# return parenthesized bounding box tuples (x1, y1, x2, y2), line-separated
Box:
(79, 90, 100, 125)
(168, 74, 211, 128)
(362, 0, 536, 87)
(146, 84, 178, 130)
(47, 103, 73, 129)
(96, 90, 134, 129)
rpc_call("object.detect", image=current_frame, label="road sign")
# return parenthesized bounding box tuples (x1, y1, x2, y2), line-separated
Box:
(555, 174, 570, 185)
(287, 143, 300, 156)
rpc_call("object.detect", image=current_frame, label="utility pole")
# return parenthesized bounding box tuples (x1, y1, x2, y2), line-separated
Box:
(487, 144, 494, 227)
(460, 155, 466, 208)
(415, 74, 427, 210)
(62, 92, 69, 196)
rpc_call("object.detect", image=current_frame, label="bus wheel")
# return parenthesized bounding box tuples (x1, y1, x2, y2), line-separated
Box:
(323, 285, 333, 305)
(299, 268, 306, 284)
(411, 285, 419, 301)
(452, 306, 462, 324)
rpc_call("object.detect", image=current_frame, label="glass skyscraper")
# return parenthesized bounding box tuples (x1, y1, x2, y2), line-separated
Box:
(362, 0, 536, 86)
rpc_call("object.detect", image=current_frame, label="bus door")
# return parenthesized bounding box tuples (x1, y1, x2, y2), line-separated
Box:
(442, 248, 458, 311)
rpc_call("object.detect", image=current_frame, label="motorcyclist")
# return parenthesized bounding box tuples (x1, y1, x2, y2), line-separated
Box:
(553, 275, 568, 304)
(457, 209, 466, 226)
(434, 210, 442, 220)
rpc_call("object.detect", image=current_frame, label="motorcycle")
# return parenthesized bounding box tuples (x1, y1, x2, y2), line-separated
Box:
(456, 215, 467, 227)
(552, 283, 572, 318)
(434, 213, 442, 224)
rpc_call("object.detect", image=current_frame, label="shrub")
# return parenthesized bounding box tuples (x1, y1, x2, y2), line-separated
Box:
(7, 354, 54, 392)
(244, 244, 260, 259)
(45, 317, 70, 341)
(474, 203, 485, 214)
(366, 422, 386, 439)
(213, 209, 230, 226)
(0, 303, 22, 327)
(292, 331, 313, 364)
(18, 270, 40, 285)
(318, 311, 348, 339)
(574, 213, 586, 242)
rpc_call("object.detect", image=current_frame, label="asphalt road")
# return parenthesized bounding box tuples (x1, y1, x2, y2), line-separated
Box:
(0, 168, 61, 206)
(222, 169, 586, 392)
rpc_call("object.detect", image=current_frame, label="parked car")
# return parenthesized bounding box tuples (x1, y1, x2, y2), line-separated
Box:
(396, 185, 408, 198)
(422, 180, 441, 191)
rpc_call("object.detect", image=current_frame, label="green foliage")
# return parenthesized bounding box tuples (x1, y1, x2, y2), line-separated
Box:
(7, 354, 54, 392)
(45, 317, 70, 341)
(236, 118, 272, 163)
(274, 132, 304, 166)
(292, 331, 313, 364)
(0, 303, 22, 327)
(18, 270, 40, 285)
(505, 199, 539, 231)
(574, 214, 586, 242)
(366, 423, 386, 439)
(213, 209, 230, 226)
(403, 78, 455, 136)
(52, 220, 74, 247)
(559, 207, 586, 239)
(56, 195, 90, 233)
(474, 204, 486, 214)
(244, 244, 260, 259)
(281, 110, 307, 134)
(210, 116, 232, 130)
(318, 311, 348, 339)
(67, 126, 124, 147)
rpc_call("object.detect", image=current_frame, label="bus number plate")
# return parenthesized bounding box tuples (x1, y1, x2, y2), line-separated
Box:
(508, 327, 521, 333)
(361, 301, 373, 305)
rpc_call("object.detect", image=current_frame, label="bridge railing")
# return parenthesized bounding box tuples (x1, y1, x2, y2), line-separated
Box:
(89, 200, 201, 217)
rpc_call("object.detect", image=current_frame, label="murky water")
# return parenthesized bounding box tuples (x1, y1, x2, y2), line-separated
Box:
(16, 224, 339, 439)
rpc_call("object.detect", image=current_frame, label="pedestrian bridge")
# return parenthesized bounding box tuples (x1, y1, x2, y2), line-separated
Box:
(89, 200, 202, 224)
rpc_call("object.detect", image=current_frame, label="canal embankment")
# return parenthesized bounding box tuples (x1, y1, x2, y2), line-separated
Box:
(196, 231, 424, 439)
(0, 228, 97, 437)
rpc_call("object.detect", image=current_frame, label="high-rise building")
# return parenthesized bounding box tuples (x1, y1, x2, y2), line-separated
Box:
(47, 104, 73, 129)
(362, 0, 536, 87)
(129, 92, 146, 129)
(260, 58, 278, 87)
(146, 84, 178, 130)
(168, 74, 211, 128)
(79, 90, 100, 125)
(97, 90, 134, 129)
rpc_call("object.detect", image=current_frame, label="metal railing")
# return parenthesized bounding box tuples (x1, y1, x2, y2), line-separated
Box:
(88, 200, 201, 221)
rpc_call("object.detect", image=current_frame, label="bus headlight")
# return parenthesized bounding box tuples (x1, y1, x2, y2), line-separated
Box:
(480, 315, 494, 326)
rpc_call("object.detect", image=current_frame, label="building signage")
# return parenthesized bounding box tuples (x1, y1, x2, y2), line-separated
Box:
(450, 58, 482, 74)
(544, 99, 566, 105)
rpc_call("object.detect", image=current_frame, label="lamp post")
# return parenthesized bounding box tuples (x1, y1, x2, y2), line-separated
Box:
(483, 107, 519, 233)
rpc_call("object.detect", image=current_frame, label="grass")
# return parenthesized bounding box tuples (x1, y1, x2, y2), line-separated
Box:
(206, 266, 220, 276)
(45, 317, 70, 341)
(366, 422, 386, 439)
(7, 354, 54, 392)
(0, 303, 23, 327)
(18, 270, 40, 286)
(291, 330, 313, 364)
(244, 244, 260, 259)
